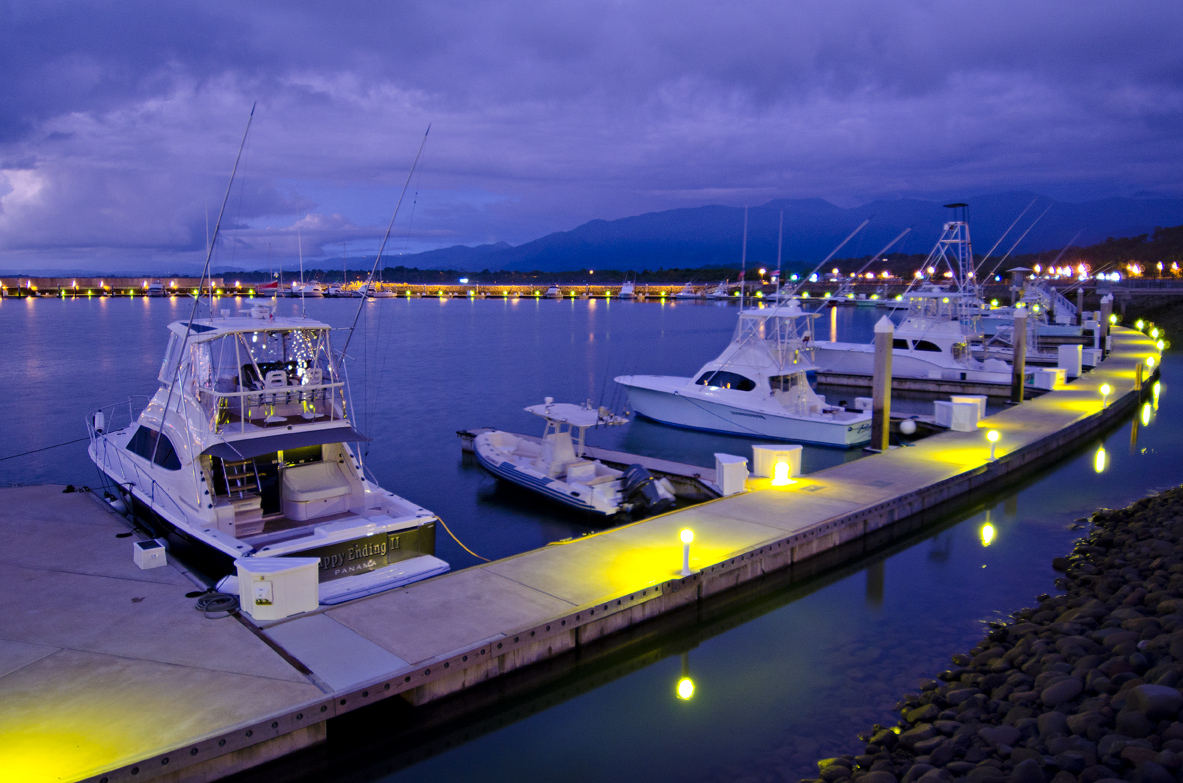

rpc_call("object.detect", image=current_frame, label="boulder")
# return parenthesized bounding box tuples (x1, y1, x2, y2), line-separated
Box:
(978, 724, 1020, 747)
(1010, 758, 1046, 783)
(1041, 677, 1084, 707)
(1125, 684, 1183, 721)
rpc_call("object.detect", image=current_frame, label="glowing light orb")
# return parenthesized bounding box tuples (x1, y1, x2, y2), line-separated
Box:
(980, 523, 995, 547)
(771, 461, 791, 486)
(680, 529, 694, 544)
(677, 677, 695, 700)
(986, 430, 1000, 443)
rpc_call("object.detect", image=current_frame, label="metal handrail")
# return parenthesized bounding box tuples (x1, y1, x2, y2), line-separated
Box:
(195, 381, 347, 433)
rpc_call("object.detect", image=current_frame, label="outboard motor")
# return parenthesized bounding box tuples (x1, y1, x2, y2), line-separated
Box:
(621, 464, 676, 516)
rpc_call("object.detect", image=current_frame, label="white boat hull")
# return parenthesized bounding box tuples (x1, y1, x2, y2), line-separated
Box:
(812, 342, 1011, 384)
(621, 381, 870, 447)
(474, 434, 619, 516)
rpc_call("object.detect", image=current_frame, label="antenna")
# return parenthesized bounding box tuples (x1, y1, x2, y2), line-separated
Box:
(776, 210, 783, 301)
(298, 228, 306, 317)
(740, 206, 748, 310)
(341, 125, 431, 359)
(152, 102, 256, 465)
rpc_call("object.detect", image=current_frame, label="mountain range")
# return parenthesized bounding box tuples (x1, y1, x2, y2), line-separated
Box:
(392, 192, 1183, 273)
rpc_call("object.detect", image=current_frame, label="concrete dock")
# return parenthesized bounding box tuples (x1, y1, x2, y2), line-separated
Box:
(0, 326, 1160, 783)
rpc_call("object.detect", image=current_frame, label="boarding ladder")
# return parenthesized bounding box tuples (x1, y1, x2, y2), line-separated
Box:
(222, 458, 262, 499)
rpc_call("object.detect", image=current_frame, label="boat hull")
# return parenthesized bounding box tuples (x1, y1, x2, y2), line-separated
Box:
(473, 439, 616, 516)
(621, 383, 870, 447)
(812, 342, 1011, 384)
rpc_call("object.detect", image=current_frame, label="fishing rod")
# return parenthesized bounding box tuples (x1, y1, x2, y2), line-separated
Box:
(978, 197, 1038, 270)
(982, 202, 1053, 281)
(340, 124, 431, 359)
(849, 228, 912, 280)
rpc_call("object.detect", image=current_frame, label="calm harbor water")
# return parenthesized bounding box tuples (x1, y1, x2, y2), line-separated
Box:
(0, 295, 1177, 783)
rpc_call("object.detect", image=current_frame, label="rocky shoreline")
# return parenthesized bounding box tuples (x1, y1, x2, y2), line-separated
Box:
(803, 486, 1183, 783)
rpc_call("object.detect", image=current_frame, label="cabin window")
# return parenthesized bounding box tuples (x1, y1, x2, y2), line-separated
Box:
(952, 343, 968, 360)
(126, 426, 182, 470)
(893, 338, 910, 350)
(914, 340, 942, 352)
(695, 371, 756, 391)
(769, 374, 799, 392)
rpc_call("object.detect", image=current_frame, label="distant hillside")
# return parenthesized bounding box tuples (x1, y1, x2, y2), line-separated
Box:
(387, 193, 1183, 273)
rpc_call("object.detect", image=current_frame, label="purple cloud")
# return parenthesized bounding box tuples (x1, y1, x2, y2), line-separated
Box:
(1, 1, 1181, 271)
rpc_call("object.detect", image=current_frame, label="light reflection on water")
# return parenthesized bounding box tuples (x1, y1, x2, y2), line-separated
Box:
(0, 296, 1176, 782)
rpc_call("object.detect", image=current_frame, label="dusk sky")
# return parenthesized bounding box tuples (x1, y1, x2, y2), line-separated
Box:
(2, 1, 1182, 272)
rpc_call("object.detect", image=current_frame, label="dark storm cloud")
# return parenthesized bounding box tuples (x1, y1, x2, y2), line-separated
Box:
(1, 1, 1182, 271)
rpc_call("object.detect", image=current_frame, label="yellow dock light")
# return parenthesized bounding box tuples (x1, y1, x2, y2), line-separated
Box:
(677, 677, 695, 700)
(1136, 319, 1145, 331)
(1141, 402, 1152, 427)
(771, 461, 792, 486)
(1150, 327, 1160, 339)
(1109, 314, 1117, 325)
(680, 529, 694, 576)
(986, 429, 1000, 461)
(1157, 339, 1165, 351)
(1094, 446, 1107, 474)
(1100, 383, 1111, 408)
(1147, 356, 1156, 370)
(980, 523, 995, 547)
(1153, 380, 1161, 400)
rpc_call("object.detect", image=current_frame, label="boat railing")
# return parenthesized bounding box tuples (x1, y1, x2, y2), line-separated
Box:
(88, 410, 190, 522)
(195, 381, 348, 434)
(88, 396, 153, 443)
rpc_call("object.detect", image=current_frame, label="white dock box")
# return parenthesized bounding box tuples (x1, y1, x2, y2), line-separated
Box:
(1032, 367, 1066, 391)
(1082, 347, 1102, 367)
(133, 538, 167, 569)
(853, 397, 873, 412)
(236, 557, 320, 621)
(1057, 344, 1083, 378)
(714, 453, 749, 496)
(949, 395, 987, 417)
(934, 400, 981, 432)
(751, 444, 802, 479)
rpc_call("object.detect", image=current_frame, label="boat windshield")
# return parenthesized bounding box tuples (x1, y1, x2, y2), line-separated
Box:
(732, 309, 816, 369)
(182, 328, 347, 434)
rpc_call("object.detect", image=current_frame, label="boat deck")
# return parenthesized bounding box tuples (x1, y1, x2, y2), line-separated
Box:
(0, 326, 1158, 783)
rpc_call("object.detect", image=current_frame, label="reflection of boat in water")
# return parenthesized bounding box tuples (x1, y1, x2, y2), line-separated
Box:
(88, 305, 448, 604)
(474, 400, 675, 517)
(616, 301, 872, 447)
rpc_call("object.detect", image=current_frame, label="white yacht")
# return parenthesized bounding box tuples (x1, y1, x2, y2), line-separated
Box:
(615, 301, 872, 447)
(474, 400, 675, 517)
(812, 212, 1013, 384)
(290, 281, 326, 298)
(545, 285, 563, 299)
(705, 280, 733, 300)
(672, 284, 703, 300)
(89, 305, 448, 604)
(618, 275, 637, 299)
(146, 280, 166, 297)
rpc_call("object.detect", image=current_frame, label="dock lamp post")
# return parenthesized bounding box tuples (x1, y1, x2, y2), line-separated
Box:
(1100, 384, 1111, 409)
(986, 430, 1000, 461)
(680, 529, 694, 576)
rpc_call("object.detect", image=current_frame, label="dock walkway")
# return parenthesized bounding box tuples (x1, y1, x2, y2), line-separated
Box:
(0, 327, 1160, 783)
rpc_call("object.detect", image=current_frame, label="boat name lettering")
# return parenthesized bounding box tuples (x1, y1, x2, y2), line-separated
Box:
(331, 559, 378, 577)
(319, 540, 388, 571)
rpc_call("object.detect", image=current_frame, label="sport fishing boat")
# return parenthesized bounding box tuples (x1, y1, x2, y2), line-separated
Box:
(474, 400, 675, 517)
(545, 285, 562, 299)
(618, 275, 637, 299)
(673, 284, 703, 300)
(88, 304, 448, 604)
(615, 301, 872, 447)
(811, 211, 1012, 384)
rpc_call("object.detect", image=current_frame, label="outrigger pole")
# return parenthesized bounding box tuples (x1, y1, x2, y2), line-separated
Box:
(152, 103, 256, 465)
(340, 125, 431, 359)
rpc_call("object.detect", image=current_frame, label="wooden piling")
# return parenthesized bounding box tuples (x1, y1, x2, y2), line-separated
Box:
(1011, 311, 1028, 404)
(871, 316, 894, 452)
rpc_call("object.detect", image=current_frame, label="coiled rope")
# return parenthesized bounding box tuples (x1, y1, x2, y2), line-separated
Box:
(195, 592, 240, 618)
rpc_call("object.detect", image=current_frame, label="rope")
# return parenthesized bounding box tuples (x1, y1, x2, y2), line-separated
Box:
(436, 516, 489, 562)
(195, 592, 240, 618)
(0, 436, 89, 462)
